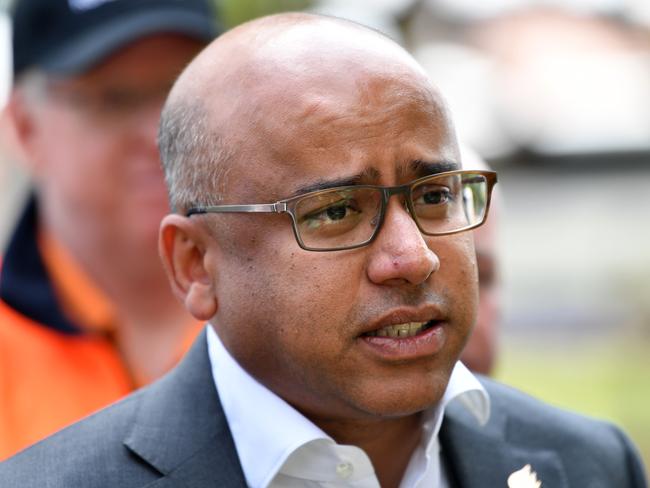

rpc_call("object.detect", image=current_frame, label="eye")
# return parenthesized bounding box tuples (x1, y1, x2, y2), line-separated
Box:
(302, 199, 361, 228)
(415, 186, 453, 206)
(327, 203, 348, 220)
(294, 187, 381, 242)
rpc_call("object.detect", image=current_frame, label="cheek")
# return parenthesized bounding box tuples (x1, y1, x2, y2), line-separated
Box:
(436, 235, 479, 333)
(223, 247, 362, 336)
(216, 215, 364, 326)
(214, 239, 365, 381)
(35, 114, 117, 186)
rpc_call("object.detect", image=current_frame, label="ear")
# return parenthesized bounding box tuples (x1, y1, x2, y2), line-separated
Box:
(159, 214, 219, 321)
(4, 89, 42, 172)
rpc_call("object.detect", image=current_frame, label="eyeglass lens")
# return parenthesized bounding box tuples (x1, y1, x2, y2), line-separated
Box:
(293, 173, 489, 250)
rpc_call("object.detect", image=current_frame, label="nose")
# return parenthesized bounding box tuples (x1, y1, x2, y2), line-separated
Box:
(126, 100, 162, 160)
(366, 199, 440, 286)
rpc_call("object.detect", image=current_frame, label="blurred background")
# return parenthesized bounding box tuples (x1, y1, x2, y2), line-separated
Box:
(2, 0, 649, 469)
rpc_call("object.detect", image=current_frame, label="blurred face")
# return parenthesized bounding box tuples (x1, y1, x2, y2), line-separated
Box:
(461, 212, 500, 375)
(207, 69, 479, 422)
(26, 35, 202, 251)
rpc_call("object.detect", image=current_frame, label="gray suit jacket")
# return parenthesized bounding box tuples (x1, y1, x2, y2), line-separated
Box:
(0, 328, 646, 487)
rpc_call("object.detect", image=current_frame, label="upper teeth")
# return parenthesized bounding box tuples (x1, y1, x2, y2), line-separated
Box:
(366, 321, 427, 338)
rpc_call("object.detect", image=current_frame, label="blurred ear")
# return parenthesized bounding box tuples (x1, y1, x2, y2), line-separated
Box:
(159, 214, 218, 321)
(4, 89, 43, 172)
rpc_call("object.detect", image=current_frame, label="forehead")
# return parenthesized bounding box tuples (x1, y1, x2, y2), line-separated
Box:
(222, 68, 458, 201)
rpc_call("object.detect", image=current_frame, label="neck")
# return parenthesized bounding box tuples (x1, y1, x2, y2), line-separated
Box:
(316, 413, 423, 488)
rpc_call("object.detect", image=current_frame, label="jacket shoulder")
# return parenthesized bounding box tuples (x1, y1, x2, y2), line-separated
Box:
(480, 377, 647, 486)
(482, 376, 624, 443)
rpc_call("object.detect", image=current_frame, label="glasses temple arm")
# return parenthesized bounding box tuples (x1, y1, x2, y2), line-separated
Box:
(186, 203, 286, 216)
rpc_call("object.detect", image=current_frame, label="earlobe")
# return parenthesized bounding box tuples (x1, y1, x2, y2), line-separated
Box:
(159, 215, 219, 321)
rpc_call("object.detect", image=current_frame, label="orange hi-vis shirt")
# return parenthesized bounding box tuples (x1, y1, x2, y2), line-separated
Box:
(0, 198, 201, 460)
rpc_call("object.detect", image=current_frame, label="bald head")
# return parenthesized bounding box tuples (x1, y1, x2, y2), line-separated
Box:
(159, 13, 453, 212)
(170, 12, 428, 119)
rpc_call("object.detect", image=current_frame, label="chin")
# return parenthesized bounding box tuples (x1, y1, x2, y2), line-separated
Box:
(351, 377, 447, 419)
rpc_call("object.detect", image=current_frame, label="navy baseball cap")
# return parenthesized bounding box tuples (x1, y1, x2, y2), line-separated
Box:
(12, 0, 220, 78)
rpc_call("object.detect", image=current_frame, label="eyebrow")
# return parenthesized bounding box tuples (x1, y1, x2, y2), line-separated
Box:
(409, 159, 459, 178)
(289, 159, 459, 198)
(291, 167, 381, 197)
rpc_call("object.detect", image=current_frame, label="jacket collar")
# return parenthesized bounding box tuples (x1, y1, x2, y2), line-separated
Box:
(440, 385, 569, 488)
(123, 327, 247, 487)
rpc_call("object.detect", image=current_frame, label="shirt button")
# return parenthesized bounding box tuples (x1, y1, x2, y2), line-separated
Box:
(336, 461, 354, 479)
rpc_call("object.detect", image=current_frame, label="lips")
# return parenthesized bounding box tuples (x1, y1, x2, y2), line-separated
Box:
(357, 308, 448, 360)
(363, 320, 437, 338)
(358, 307, 445, 338)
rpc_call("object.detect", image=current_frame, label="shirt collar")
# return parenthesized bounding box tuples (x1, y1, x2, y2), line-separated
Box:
(207, 326, 490, 488)
(441, 360, 490, 427)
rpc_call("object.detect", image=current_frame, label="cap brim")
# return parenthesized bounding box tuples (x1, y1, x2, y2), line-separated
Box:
(39, 8, 217, 75)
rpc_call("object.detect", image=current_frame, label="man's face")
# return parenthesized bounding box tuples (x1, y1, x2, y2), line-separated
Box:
(26, 35, 202, 252)
(208, 69, 478, 422)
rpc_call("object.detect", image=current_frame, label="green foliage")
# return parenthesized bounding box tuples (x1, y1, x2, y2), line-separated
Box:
(215, 0, 313, 28)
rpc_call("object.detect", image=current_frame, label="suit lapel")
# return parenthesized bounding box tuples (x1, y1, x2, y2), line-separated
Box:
(440, 400, 569, 488)
(123, 328, 247, 487)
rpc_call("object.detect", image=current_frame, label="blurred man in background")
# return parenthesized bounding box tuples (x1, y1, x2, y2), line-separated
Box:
(0, 0, 219, 459)
(460, 146, 501, 376)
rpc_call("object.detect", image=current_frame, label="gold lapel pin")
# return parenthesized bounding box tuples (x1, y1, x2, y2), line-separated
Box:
(507, 464, 542, 488)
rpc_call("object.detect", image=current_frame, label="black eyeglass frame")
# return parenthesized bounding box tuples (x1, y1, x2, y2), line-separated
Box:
(186, 169, 498, 252)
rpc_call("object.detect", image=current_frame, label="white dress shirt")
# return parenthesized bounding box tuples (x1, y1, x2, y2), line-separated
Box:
(207, 326, 490, 488)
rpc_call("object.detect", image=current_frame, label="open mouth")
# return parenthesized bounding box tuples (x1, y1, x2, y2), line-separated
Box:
(362, 320, 440, 339)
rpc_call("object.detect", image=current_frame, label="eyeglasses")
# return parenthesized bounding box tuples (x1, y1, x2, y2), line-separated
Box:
(187, 169, 497, 252)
